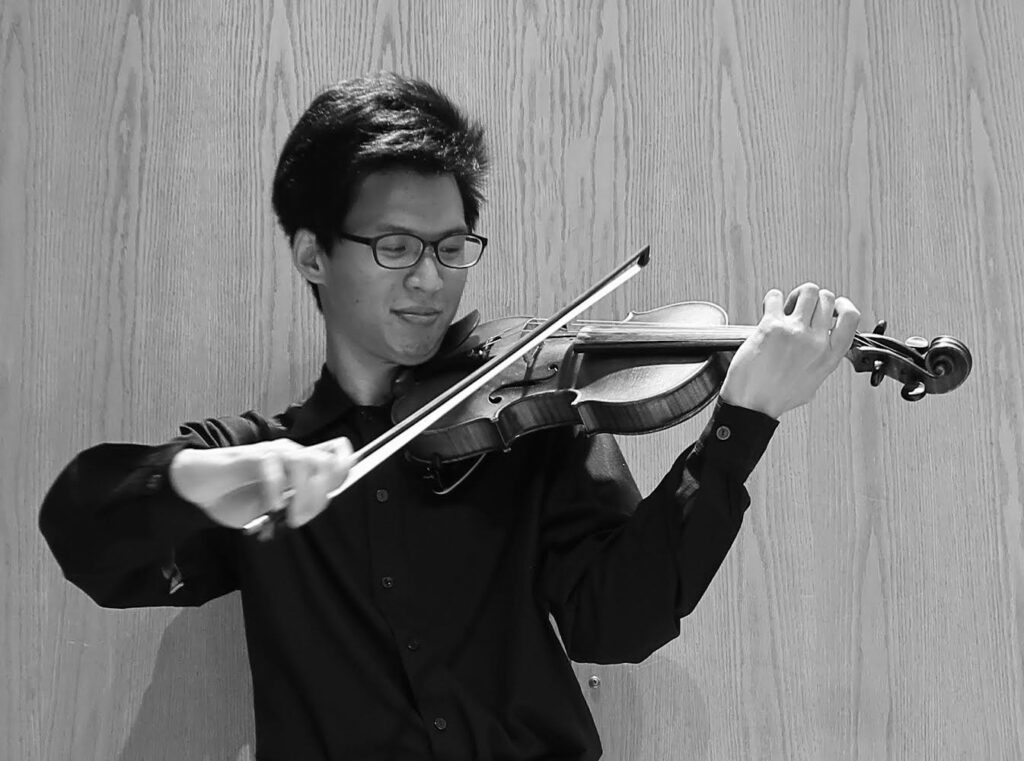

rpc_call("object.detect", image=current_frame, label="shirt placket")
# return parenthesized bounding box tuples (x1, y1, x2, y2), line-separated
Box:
(358, 407, 462, 758)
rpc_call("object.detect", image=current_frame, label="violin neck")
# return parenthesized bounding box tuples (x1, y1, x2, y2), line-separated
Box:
(573, 325, 755, 354)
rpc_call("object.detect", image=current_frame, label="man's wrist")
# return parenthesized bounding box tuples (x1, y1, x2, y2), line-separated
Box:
(168, 448, 200, 501)
(717, 390, 781, 420)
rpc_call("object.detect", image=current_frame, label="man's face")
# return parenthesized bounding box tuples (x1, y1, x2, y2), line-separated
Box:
(318, 170, 470, 371)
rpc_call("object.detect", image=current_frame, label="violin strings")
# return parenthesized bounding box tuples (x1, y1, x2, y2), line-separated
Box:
(521, 317, 861, 331)
(522, 318, 750, 328)
(518, 319, 756, 341)
(509, 318, 872, 348)
(521, 319, 756, 332)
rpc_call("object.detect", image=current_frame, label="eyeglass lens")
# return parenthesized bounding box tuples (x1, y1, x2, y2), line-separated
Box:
(375, 234, 483, 269)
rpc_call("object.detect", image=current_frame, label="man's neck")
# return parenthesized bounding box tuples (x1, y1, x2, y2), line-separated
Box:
(325, 343, 397, 407)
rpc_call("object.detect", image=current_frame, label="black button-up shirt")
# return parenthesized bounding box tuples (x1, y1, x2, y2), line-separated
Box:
(40, 364, 777, 760)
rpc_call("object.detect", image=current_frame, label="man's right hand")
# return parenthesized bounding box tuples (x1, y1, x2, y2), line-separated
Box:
(168, 438, 354, 530)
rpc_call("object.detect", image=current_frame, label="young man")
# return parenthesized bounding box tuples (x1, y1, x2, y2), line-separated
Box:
(40, 73, 859, 760)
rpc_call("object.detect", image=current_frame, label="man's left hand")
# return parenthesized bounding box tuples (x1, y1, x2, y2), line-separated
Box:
(717, 283, 862, 419)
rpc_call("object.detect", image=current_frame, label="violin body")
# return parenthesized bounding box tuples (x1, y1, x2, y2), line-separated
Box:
(393, 303, 738, 464)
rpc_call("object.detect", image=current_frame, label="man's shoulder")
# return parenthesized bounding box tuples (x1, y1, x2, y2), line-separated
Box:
(174, 374, 323, 447)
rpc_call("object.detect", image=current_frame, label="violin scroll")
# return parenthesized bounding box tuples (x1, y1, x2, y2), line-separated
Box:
(847, 319, 972, 401)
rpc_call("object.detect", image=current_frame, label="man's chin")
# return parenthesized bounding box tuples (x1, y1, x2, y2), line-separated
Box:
(392, 338, 445, 368)
(386, 318, 453, 367)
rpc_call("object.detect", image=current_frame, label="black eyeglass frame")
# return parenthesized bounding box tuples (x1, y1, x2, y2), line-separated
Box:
(337, 231, 488, 270)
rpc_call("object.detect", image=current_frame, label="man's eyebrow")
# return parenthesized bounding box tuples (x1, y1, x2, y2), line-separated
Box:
(371, 224, 469, 236)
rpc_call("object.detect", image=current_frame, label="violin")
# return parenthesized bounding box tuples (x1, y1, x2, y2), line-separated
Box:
(242, 247, 972, 538)
(391, 301, 972, 465)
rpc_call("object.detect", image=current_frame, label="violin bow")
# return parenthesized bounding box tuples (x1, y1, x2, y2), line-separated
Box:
(243, 246, 651, 539)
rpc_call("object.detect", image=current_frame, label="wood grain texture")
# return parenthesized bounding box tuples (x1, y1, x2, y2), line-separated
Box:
(3, 0, 1022, 759)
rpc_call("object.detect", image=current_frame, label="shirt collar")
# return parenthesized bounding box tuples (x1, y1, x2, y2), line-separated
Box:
(283, 312, 482, 442)
(283, 364, 356, 441)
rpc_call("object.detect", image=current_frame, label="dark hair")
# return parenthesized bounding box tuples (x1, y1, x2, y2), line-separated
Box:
(272, 73, 489, 311)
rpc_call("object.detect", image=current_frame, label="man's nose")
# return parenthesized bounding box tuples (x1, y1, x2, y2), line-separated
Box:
(406, 246, 444, 291)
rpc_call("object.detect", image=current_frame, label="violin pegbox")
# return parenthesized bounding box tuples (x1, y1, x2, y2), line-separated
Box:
(846, 319, 973, 400)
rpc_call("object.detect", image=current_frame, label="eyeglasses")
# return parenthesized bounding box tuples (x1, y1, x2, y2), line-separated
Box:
(338, 231, 488, 270)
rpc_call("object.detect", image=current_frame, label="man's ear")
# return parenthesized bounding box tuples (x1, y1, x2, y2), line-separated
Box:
(292, 229, 328, 286)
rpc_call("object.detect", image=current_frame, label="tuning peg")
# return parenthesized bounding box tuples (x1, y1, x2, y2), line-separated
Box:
(870, 359, 886, 387)
(873, 319, 888, 335)
(904, 336, 928, 350)
(900, 381, 927, 402)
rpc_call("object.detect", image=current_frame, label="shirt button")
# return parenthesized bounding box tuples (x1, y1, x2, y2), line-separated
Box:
(381, 576, 394, 589)
(146, 473, 163, 491)
(715, 425, 731, 441)
(433, 717, 447, 731)
(375, 488, 389, 503)
(407, 638, 421, 651)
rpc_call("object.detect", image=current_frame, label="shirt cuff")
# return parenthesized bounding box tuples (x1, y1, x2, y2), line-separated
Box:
(122, 441, 224, 543)
(689, 397, 779, 483)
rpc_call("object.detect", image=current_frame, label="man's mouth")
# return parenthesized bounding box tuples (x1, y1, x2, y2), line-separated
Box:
(393, 308, 442, 324)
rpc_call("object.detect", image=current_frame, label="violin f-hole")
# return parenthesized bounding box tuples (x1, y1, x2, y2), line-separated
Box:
(488, 363, 560, 403)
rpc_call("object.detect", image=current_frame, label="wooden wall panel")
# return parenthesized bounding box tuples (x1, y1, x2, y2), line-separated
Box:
(3, 1, 1022, 759)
